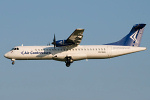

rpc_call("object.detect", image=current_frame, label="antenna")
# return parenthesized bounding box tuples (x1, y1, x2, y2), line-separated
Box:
(47, 42, 50, 46)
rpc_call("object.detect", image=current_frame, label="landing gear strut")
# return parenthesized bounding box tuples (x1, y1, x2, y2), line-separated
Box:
(65, 56, 73, 67)
(11, 59, 15, 65)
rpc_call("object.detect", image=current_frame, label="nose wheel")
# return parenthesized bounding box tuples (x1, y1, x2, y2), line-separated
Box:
(11, 59, 15, 65)
(65, 56, 73, 67)
(12, 61, 15, 65)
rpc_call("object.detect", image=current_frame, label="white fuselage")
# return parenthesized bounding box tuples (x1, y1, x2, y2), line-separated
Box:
(4, 45, 146, 62)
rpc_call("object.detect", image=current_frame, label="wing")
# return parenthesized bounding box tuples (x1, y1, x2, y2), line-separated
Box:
(66, 29, 84, 45)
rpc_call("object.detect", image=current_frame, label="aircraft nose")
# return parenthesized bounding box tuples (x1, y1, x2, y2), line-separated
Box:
(4, 53, 8, 58)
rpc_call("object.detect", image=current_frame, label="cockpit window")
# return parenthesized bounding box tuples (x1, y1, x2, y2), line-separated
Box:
(11, 48, 14, 51)
(11, 48, 19, 51)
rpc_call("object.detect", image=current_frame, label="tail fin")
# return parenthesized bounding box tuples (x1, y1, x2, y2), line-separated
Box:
(106, 24, 146, 47)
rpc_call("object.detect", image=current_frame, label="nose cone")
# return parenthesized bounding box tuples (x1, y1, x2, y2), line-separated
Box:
(4, 53, 9, 58)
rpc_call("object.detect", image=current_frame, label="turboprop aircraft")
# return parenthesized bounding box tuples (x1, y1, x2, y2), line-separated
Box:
(4, 24, 146, 67)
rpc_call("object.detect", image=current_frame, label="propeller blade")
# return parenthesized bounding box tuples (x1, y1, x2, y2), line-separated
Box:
(52, 34, 56, 48)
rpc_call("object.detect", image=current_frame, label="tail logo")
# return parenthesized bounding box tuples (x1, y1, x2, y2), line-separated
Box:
(130, 30, 139, 43)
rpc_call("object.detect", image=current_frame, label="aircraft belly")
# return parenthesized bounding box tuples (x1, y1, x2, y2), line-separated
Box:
(52, 53, 87, 61)
(86, 52, 109, 59)
(71, 53, 87, 61)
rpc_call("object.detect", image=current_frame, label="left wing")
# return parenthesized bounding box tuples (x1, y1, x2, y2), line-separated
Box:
(66, 29, 84, 45)
(52, 29, 84, 47)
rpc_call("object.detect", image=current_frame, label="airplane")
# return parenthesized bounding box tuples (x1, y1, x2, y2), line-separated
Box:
(4, 24, 146, 67)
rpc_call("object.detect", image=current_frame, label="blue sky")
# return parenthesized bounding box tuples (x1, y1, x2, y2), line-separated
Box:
(0, 0, 150, 100)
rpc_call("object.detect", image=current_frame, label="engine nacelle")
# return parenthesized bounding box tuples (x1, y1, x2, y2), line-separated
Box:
(55, 40, 74, 47)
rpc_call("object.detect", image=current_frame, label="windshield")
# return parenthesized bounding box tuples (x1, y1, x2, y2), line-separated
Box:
(11, 48, 19, 51)
(11, 48, 14, 51)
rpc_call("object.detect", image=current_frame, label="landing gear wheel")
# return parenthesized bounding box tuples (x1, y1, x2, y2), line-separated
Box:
(66, 62, 70, 67)
(12, 61, 15, 65)
(65, 56, 73, 67)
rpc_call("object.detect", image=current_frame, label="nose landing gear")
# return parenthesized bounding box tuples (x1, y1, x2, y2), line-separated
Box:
(12, 61, 15, 65)
(65, 56, 73, 67)
(11, 59, 15, 65)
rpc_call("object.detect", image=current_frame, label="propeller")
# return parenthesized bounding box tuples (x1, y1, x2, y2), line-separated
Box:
(52, 34, 56, 48)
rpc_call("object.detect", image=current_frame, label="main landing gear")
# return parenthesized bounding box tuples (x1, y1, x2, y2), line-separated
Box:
(11, 59, 15, 65)
(65, 56, 73, 67)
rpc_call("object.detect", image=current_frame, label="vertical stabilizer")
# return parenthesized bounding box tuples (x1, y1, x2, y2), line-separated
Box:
(106, 24, 146, 47)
